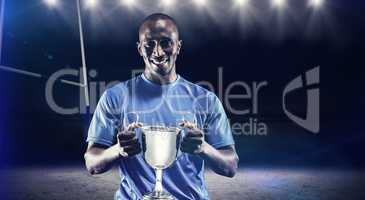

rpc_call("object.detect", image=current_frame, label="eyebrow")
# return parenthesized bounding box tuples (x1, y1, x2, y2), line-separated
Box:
(144, 36, 172, 40)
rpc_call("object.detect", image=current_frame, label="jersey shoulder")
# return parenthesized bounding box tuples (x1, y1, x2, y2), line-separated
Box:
(103, 76, 139, 96)
(178, 76, 216, 98)
(99, 76, 140, 107)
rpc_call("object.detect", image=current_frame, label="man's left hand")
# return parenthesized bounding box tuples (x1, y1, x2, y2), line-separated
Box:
(180, 121, 206, 155)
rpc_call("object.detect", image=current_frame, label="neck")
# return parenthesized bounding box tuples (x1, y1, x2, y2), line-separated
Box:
(143, 67, 177, 85)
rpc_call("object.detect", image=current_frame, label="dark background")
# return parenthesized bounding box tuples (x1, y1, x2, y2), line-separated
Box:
(0, 0, 364, 169)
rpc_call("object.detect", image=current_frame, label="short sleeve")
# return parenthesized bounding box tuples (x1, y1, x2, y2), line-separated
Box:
(204, 94, 235, 149)
(86, 89, 123, 147)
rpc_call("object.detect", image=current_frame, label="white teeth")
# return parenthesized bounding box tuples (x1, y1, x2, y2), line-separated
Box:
(151, 58, 168, 65)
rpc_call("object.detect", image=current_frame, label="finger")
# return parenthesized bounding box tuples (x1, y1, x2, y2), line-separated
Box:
(185, 130, 203, 138)
(118, 132, 136, 140)
(179, 120, 197, 129)
(181, 142, 201, 152)
(118, 132, 135, 140)
(183, 137, 203, 145)
(181, 142, 202, 154)
(178, 120, 188, 127)
(119, 138, 139, 146)
(127, 147, 142, 157)
(181, 145, 195, 154)
(183, 136, 200, 143)
(181, 139, 201, 149)
(180, 142, 190, 150)
(127, 122, 143, 131)
(119, 149, 129, 157)
(180, 144, 189, 152)
(123, 144, 141, 153)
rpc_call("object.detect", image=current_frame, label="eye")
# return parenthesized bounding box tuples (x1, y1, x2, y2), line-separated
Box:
(144, 40, 156, 49)
(160, 39, 173, 49)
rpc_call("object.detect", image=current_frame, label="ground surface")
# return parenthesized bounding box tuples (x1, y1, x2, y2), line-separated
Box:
(1, 166, 364, 200)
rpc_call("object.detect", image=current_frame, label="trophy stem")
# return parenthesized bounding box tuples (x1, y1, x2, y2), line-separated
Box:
(154, 168, 163, 193)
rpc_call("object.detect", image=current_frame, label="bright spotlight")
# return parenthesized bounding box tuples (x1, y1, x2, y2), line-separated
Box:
(309, 0, 324, 9)
(43, 0, 58, 7)
(161, 0, 175, 7)
(85, 0, 98, 9)
(272, 0, 287, 9)
(121, 0, 136, 7)
(234, 0, 249, 7)
(193, 0, 207, 7)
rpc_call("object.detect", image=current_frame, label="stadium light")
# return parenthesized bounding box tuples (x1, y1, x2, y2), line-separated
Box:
(121, 0, 136, 7)
(234, 0, 249, 7)
(44, 0, 59, 8)
(160, 0, 175, 8)
(85, 0, 98, 9)
(272, 0, 287, 9)
(193, 0, 207, 7)
(309, 0, 324, 9)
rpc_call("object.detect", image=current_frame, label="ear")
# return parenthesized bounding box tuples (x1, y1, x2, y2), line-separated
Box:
(176, 40, 182, 55)
(137, 42, 143, 57)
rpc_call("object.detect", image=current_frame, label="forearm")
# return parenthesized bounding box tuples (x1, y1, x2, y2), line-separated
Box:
(199, 143, 239, 177)
(84, 144, 120, 175)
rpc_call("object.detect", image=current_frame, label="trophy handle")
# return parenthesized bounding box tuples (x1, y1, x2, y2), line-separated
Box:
(175, 129, 182, 160)
(142, 132, 146, 153)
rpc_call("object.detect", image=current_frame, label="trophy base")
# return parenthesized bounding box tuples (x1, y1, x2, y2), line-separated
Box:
(142, 191, 175, 200)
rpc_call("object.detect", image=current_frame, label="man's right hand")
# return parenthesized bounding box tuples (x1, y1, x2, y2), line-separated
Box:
(117, 122, 143, 158)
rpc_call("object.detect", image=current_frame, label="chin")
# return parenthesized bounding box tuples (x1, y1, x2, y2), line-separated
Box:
(152, 64, 172, 76)
(155, 69, 170, 76)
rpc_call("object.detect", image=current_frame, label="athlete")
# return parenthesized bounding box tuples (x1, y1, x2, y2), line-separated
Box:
(84, 13, 239, 200)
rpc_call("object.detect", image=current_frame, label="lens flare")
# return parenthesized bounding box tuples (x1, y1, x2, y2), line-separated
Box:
(309, 0, 325, 9)
(160, 0, 175, 8)
(121, 0, 136, 7)
(85, 0, 98, 9)
(193, 0, 207, 7)
(234, 0, 249, 7)
(44, 0, 58, 7)
(272, 0, 287, 9)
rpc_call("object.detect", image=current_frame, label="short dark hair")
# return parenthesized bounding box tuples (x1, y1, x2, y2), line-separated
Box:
(139, 13, 179, 36)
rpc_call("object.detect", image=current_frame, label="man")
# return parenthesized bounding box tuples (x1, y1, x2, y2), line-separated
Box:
(84, 13, 239, 200)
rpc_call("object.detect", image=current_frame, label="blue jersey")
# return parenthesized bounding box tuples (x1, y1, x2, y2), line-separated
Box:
(87, 74, 234, 200)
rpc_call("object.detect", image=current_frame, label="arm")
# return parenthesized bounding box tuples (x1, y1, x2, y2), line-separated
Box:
(84, 143, 120, 175)
(180, 122, 239, 178)
(84, 123, 142, 175)
(199, 143, 239, 178)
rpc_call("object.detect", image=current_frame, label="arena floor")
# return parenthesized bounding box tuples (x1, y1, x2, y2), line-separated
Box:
(1, 166, 364, 200)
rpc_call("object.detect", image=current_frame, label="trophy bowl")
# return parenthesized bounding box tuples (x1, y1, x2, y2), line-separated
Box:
(141, 125, 181, 200)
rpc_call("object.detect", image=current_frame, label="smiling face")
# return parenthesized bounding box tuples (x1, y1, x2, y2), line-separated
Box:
(138, 18, 182, 77)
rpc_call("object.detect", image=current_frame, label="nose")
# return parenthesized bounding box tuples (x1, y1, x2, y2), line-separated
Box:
(152, 42, 165, 57)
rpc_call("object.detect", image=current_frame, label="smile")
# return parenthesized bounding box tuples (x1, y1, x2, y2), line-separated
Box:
(150, 57, 169, 66)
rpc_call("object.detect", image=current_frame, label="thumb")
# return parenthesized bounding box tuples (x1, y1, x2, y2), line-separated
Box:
(127, 122, 143, 131)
